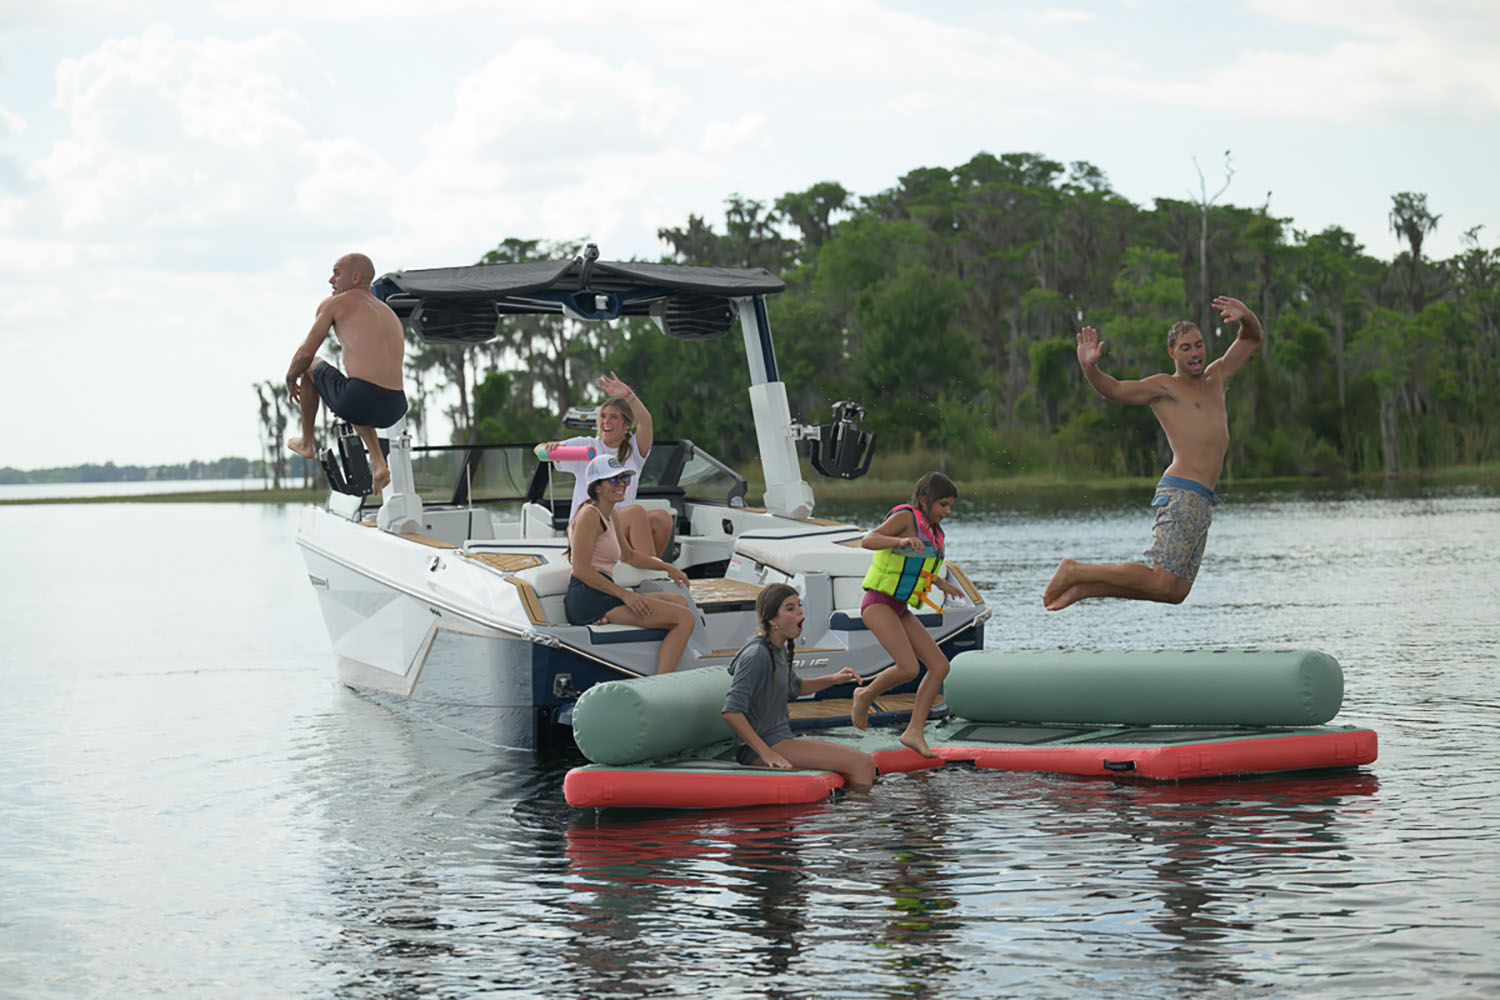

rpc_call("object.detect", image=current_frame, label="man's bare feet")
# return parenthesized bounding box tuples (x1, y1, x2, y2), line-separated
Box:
(370, 466, 392, 493)
(1046, 584, 1087, 612)
(287, 436, 317, 460)
(899, 730, 937, 759)
(850, 685, 874, 730)
(1043, 558, 1078, 610)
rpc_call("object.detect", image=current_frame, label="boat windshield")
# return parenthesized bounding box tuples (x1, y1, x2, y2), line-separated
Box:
(398, 439, 746, 508)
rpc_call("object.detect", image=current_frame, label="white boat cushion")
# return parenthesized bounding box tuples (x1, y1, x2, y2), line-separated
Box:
(516, 560, 573, 597)
(733, 529, 870, 578)
(612, 563, 669, 587)
(514, 555, 665, 596)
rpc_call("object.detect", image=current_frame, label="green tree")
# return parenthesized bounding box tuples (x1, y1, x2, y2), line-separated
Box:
(473, 371, 556, 443)
(774, 181, 851, 256)
(1388, 191, 1440, 311)
(1028, 336, 1076, 430)
(253, 381, 290, 489)
(852, 263, 979, 451)
(659, 195, 795, 271)
(600, 319, 756, 463)
(1293, 226, 1370, 450)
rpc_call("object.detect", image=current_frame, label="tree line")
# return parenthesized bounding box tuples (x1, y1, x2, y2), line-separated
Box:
(268, 150, 1500, 483)
(1, 457, 256, 484)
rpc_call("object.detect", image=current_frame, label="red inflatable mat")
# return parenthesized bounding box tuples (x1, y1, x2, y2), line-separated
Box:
(563, 725, 1378, 809)
(933, 722, 1378, 780)
(564, 759, 843, 809)
(564, 744, 943, 809)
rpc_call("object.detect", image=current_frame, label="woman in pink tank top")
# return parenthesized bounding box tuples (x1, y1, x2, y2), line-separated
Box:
(564, 454, 696, 674)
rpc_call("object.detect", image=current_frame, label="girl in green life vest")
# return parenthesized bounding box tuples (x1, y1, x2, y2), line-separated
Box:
(850, 471, 966, 758)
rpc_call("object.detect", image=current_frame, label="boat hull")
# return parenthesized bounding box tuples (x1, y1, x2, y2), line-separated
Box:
(298, 506, 986, 750)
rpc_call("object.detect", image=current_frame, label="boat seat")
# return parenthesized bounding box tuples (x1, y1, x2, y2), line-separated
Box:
(511, 558, 673, 627)
(734, 528, 870, 578)
(522, 501, 558, 538)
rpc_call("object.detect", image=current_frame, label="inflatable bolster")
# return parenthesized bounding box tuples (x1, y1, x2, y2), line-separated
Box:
(945, 649, 1344, 727)
(573, 667, 734, 765)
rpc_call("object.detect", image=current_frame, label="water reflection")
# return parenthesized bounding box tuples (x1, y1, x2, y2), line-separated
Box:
(562, 778, 970, 999)
(860, 775, 960, 998)
(564, 804, 823, 992)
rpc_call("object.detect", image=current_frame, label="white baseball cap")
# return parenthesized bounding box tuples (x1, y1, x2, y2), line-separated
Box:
(583, 454, 633, 488)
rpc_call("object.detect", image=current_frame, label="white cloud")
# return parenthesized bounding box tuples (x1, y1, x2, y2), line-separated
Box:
(0, 0, 170, 29)
(361, 35, 715, 261)
(0, 103, 23, 137)
(209, 0, 499, 20)
(1248, 0, 1500, 44)
(0, 102, 25, 229)
(31, 24, 318, 251)
(428, 36, 689, 160)
(1110, 0, 1500, 121)
(1026, 8, 1097, 25)
(700, 113, 769, 156)
(295, 137, 402, 227)
(639, 0, 1066, 88)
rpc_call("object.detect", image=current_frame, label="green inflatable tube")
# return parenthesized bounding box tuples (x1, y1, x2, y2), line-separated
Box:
(945, 649, 1344, 726)
(573, 666, 733, 765)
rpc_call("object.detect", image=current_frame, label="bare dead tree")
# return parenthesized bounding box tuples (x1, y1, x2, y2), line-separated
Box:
(1191, 151, 1235, 335)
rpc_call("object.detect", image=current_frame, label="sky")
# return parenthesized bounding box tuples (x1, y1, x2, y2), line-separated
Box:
(1, 0, 1497, 470)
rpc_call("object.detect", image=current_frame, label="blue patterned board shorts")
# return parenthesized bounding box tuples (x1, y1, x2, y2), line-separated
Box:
(1144, 476, 1215, 582)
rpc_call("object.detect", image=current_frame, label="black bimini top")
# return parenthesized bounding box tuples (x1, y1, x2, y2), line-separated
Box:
(371, 248, 786, 344)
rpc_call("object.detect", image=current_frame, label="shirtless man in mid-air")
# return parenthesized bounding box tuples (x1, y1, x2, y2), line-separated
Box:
(1043, 295, 1263, 610)
(285, 253, 407, 493)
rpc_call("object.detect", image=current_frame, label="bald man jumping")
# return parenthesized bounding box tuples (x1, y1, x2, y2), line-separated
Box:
(285, 253, 407, 494)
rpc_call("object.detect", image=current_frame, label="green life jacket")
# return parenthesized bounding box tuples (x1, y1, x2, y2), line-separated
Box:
(861, 504, 945, 608)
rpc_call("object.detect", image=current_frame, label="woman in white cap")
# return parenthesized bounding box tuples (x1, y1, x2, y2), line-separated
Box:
(543, 372, 674, 558)
(565, 453, 695, 674)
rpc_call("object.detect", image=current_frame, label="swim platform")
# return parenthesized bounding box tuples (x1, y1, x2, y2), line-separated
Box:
(563, 648, 1379, 809)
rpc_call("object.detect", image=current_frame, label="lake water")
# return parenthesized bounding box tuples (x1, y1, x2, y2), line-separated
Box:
(0, 478, 276, 501)
(2, 482, 1498, 998)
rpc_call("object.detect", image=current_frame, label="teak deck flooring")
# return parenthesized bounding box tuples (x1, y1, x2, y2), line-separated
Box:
(789, 692, 940, 720)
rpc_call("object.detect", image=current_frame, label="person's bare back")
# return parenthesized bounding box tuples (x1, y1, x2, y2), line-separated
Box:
(325, 288, 404, 391)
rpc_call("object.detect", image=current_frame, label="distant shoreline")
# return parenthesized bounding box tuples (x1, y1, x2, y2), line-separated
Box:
(801, 464, 1500, 500)
(0, 487, 327, 506)
(4, 464, 1495, 506)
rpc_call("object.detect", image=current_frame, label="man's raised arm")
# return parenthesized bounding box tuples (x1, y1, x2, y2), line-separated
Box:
(1077, 325, 1170, 406)
(1205, 295, 1263, 380)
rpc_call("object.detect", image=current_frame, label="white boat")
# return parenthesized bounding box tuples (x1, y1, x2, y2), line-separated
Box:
(296, 246, 990, 749)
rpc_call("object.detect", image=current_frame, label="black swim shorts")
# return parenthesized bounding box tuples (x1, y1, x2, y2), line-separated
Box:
(312, 361, 408, 429)
(564, 574, 624, 625)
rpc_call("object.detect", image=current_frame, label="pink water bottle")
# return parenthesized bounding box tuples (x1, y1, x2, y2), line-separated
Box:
(534, 444, 596, 462)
